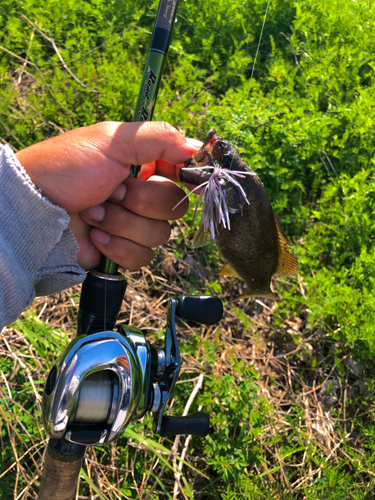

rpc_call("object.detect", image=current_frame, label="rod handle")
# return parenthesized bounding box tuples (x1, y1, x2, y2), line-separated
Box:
(77, 270, 127, 336)
(39, 441, 85, 500)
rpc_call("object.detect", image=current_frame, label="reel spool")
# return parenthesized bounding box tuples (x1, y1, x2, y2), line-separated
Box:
(42, 295, 223, 446)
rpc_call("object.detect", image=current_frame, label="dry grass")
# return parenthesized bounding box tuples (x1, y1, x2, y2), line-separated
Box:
(0, 225, 369, 499)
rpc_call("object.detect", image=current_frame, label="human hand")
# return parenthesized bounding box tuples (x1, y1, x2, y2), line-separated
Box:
(16, 121, 199, 270)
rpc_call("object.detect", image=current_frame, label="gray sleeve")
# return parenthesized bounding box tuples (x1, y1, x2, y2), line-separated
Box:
(0, 144, 86, 329)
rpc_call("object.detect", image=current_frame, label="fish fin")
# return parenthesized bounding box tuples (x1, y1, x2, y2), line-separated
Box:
(228, 293, 252, 303)
(274, 215, 291, 249)
(273, 215, 298, 276)
(229, 290, 277, 303)
(275, 249, 299, 277)
(219, 263, 239, 277)
(192, 226, 212, 248)
(257, 291, 278, 300)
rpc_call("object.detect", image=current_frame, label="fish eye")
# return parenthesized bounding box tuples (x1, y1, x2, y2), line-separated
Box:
(221, 155, 234, 168)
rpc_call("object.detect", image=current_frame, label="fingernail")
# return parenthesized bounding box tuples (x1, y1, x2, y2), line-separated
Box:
(91, 228, 111, 245)
(81, 205, 105, 221)
(110, 183, 126, 201)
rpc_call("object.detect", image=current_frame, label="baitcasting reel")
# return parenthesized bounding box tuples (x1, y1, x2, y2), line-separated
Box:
(42, 295, 223, 446)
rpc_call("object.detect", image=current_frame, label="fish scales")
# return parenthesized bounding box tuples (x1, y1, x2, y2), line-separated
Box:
(179, 129, 298, 301)
(216, 169, 280, 299)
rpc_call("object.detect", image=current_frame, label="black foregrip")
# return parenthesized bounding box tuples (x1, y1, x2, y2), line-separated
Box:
(159, 412, 210, 438)
(77, 272, 127, 336)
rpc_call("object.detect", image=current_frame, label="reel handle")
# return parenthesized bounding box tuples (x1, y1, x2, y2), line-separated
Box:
(176, 295, 223, 325)
(159, 412, 209, 438)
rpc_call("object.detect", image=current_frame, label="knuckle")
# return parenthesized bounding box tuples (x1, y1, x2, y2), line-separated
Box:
(104, 203, 131, 234)
(133, 187, 153, 215)
(142, 249, 154, 267)
(129, 248, 153, 270)
(158, 121, 176, 135)
(154, 121, 180, 142)
(112, 241, 153, 271)
(157, 223, 171, 245)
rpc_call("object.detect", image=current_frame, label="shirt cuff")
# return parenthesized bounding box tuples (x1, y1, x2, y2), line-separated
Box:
(0, 144, 86, 327)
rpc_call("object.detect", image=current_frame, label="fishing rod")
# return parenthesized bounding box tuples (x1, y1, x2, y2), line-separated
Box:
(38, 2, 223, 499)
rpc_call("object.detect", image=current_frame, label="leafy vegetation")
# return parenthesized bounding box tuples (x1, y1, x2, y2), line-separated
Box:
(1, 0, 375, 498)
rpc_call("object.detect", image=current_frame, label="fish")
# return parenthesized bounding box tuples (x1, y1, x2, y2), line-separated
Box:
(178, 129, 298, 301)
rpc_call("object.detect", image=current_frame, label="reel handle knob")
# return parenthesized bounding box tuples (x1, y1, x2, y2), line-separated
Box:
(176, 295, 223, 325)
(158, 412, 209, 438)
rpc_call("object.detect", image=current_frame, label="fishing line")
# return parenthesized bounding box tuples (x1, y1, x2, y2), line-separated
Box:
(246, 0, 272, 99)
(104, 277, 107, 331)
(225, 0, 272, 171)
(224, 1, 271, 173)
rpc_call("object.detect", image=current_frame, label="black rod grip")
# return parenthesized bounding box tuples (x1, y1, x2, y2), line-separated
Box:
(77, 271, 126, 336)
(176, 295, 223, 325)
(159, 412, 210, 438)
